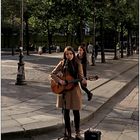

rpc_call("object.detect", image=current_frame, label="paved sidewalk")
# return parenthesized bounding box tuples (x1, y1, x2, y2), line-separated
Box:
(95, 85, 138, 140)
(32, 78, 138, 140)
(102, 87, 139, 140)
(1, 53, 139, 137)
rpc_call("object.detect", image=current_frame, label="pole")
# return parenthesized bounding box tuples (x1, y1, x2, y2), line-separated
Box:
(15, 0, 26, 85)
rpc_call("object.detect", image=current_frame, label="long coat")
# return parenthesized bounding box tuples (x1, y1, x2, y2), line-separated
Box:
(50, 59, 85, 110)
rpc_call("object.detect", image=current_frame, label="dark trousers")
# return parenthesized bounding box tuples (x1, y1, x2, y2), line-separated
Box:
(81, 84, 91, 96)
(64, 109, 80, 132)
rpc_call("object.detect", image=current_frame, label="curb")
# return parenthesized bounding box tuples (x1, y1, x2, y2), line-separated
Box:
(81, 75, 138, 123)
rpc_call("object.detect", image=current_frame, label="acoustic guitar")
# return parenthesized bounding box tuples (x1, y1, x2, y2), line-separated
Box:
(51, 75, 99, 94)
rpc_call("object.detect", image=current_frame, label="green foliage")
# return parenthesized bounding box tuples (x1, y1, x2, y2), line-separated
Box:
(1, 0, 139, 49)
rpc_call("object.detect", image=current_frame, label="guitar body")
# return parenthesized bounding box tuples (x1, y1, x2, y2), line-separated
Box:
(51, 74, 99, 94)
(51, 75, 76, 94)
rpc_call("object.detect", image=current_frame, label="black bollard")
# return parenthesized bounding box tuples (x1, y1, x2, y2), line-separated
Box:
(15, 47, 26, 85)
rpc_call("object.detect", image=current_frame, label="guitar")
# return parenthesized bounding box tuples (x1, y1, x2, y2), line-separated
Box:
(51, 75, 99, 94)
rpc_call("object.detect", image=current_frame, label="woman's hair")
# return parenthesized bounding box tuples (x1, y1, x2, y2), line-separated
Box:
(79, 45, 87, 57)
(78, 45, 87, 63)
(62, 46, 79, 78)
(63, 46, 76, 59)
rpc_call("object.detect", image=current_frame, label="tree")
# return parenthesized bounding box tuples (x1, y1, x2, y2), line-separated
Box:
(2, 0, 138, 59)
(2, 0, 21, 54)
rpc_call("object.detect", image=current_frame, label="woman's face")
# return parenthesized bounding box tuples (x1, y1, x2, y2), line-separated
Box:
(65, 50, 74, 60)
(78, 47, 84, 56)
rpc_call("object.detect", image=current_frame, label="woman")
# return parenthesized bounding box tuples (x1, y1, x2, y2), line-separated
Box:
(77, 45, 93, 101)
(50, 46, 87, 140)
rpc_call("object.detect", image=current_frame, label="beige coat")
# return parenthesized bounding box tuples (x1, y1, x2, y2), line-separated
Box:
(50, 60, 84, 110)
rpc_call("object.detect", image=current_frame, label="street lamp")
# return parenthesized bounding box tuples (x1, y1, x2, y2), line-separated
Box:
(15, 0, 26, 85)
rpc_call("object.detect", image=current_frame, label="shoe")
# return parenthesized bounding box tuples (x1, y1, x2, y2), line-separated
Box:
(75, 131, 82, 140)
(66, 128, 73, 140)
(88, 92, 93, 101)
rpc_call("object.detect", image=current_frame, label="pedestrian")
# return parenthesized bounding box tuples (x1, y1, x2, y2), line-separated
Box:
(87, 42, 96, 65)
(87, 42, 93, 53)
(77, 45, 93, 101)
(50, 46, 87, 140)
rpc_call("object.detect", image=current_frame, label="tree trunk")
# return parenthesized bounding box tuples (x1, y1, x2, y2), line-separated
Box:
(92, 1, 96, 47)
(47, 21, 52, 54)
(127, 29, 131, 56)
(120, 23, 124, 58)
(70, 32, 73, 46)
(25, 19, 30, 55)
(3, 34, 6, 48)
(11, 16, 15, 55)
(136, 32, 138, 51)
(91, 0, 96, 66)
(48, 32, 52, 54)
(65, 21, 69, 46)
(80, 17, 84, 43)
(100, 17, 105, 63)
(7, 32, 10, 49)
(131, 34, 133, 55)
(76, 18, 84, 45)
(113, 22, 119, 60)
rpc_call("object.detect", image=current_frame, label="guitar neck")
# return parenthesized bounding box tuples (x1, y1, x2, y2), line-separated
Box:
(68, 79, 81, 84)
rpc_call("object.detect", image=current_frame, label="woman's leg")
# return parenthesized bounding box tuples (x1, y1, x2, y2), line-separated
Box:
(64, 109, 71, 137)
(81, 84, 93, 101)
(73, 110, 80, 132)
(73, 110, 82, 139)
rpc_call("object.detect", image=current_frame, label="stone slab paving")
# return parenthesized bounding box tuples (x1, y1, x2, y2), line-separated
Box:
(96, 86, 138, 140)
(27, 75, 138, 140)
(1, 53, 139, 136)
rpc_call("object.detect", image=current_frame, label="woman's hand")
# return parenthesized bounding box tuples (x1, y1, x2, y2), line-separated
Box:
(59, 79, 66, 85)
(81, 78, 87, 85)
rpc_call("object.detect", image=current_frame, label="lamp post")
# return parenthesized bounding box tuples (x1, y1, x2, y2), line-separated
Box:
(15, 0, 26, 85)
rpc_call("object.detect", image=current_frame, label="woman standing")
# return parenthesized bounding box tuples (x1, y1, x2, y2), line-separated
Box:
(50, 46, 87, 140)
(77, 45, 93, 101)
